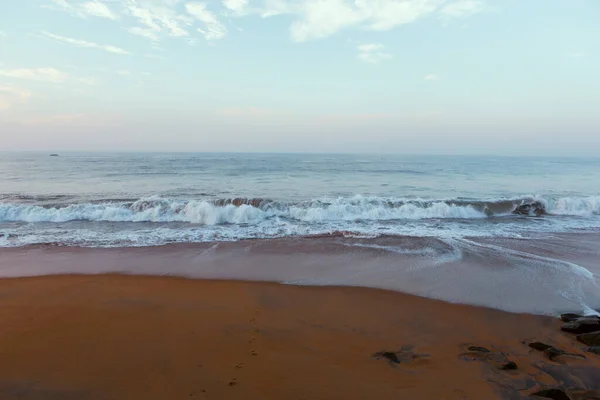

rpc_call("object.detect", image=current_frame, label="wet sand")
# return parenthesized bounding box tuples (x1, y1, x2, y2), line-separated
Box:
(0, 274, 599, 400)
(2, 234, 600, 314)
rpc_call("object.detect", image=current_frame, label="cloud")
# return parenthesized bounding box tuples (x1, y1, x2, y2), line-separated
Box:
(258, 0, 487, 42)
(48, 0, 118, 20)
(80, 1, 118, 20)
(129, 27, 160, 42)
(0, 31, 7, 37)
(117, 70, 132, 76)
(44, 0, 487, 46)
(0, 68, 68, 83)
(185, 3, 227, 40)
(357, 43, 391, 64)
(40, 31, 130, 55)
(126, 1, 192, 40)
(424, 73, 440, 81)
(439, 0, 486, 18)
(223, 0, 249, 15)
(0, 86, 33, 111)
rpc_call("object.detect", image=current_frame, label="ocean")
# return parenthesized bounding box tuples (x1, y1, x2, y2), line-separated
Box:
(1, 152, 600, 247)
(1, 152, 600, 314)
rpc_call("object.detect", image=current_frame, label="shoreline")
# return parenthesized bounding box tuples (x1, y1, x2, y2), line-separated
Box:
(0, 274, 599, 399)
(1, 234, 600, 315)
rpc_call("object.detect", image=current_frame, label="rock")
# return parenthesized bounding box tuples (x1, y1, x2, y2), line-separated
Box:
(568, 390, 600, 400)
(500, 361, 518, 370)
(578, 332, 600, 346)
(513, 201, 546, 216)
(531, 388, 570, 400)
(543, 347, 586, 361)
(561, 313, 584, 323)
(467, 346, 490, 353)
(544, 347, 567, 361)
(586, 347, 600, 355)
(529, 342, 554, 351)
(561, 316, 600, 334)
(376, 351, 401, 364)
(373, 346, 430, 365)
(585, 346, 600, 356)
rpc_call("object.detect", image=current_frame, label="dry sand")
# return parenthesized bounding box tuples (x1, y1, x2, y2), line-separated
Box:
(0, 274, 598, 400)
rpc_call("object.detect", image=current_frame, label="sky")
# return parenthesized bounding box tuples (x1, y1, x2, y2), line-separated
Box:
(0, 0, 599, 155)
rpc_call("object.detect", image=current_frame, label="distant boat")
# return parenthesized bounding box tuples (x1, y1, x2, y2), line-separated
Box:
(49, 154, 59, 157)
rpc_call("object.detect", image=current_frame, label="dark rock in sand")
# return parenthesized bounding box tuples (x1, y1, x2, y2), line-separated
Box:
(568, 390, 600, 400)
(373, 345, 430, 365)
(562, 313, 584, 323)
(528, 342, 585, 361)
(513, 201, 546, 216)
(500, 361, 518, 370)
(529, 342, 554, 351)
(544, 347, 586, 361)
(544, 347, 567, 361)
(377, 351, 401, 364)
(468, 346, 490, 353)
(586, 347, 600, 355)
(562, 317, 600, 334)
(531, 388, 571, 400)
(578, 332, 600, 347)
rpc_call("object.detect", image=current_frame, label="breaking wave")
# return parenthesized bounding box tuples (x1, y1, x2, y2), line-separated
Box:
(1, 195, 599, 225)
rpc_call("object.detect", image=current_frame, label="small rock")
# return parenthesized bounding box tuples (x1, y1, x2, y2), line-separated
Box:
(468, 346, 490, 353)
(228, 379, 238, 387)
(500, 361, 518, 370)
(531, 388, 570, 400)
(561, 316, 600, 334)
(514, 201, 546, 216)
(374, 351, 401, 364)
(529, 342, 554, 351)
(578, 332, 600, 346)
(543, 347, 586, 362)
(561, 313, 583, 323)
(586, 347, 600, 355)
(544, 347, 566, 361)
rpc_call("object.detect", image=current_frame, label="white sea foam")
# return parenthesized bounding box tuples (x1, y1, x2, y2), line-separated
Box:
(3, 195, 598, 224)
(1, 195, 600, 247)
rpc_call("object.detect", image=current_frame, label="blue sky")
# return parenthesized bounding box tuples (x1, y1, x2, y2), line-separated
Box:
(0, 0, 599, 155)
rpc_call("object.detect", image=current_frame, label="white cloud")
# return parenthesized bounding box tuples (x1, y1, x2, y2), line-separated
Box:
(129, 26, 160, 42)
(357, 43, 391, 64)
(40, 31, 130, 55)
(439, 0, 486, 18)
(117, 70, 132, 76)
(0, 31, 7, 37)
(424, 73, 440, 81)
(126, 1, 192, 40)
(44, 0, 487, 45)
(223, 0, 249, 15)
(48, 0, 118, 20)
(257, 0, 487, 42)
(185, 3, 227, 40)
(81, 1, 118, 20)
(0, 68, 68, 83)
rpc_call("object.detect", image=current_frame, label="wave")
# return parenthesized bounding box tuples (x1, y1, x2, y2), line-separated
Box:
(1, 195, 599, 225)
